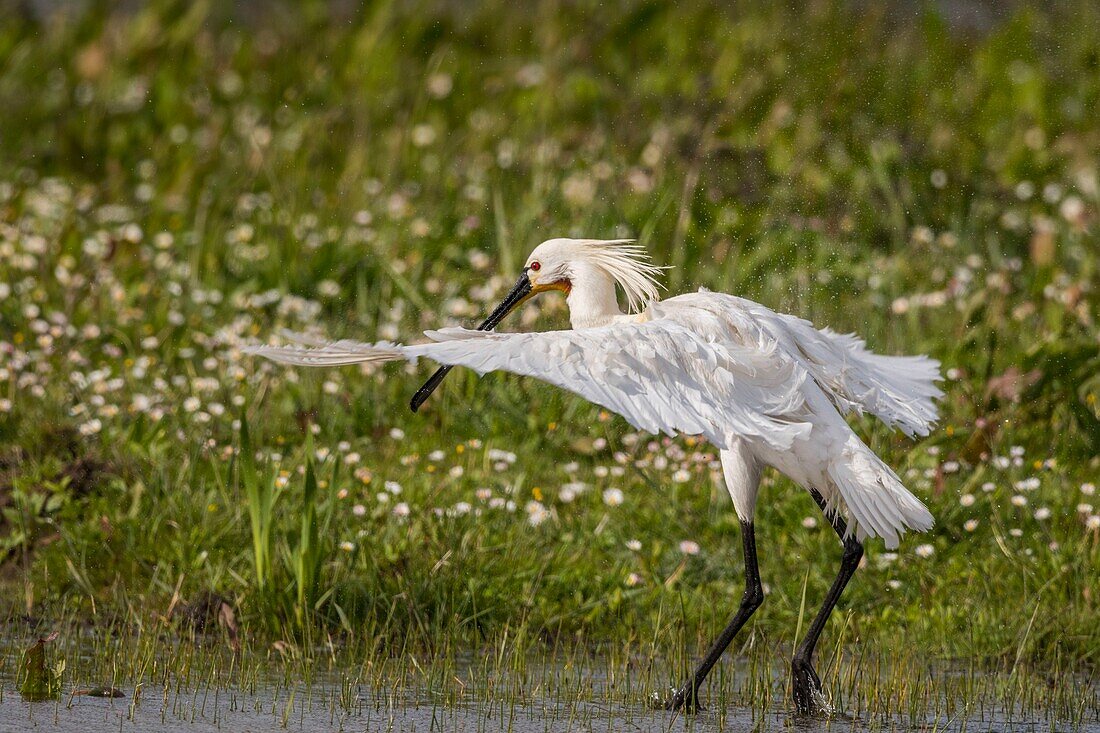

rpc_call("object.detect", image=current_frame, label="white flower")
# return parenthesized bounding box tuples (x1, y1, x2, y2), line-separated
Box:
(392, 502, 410, 518)
(339, 541, 355, 552)
(78, 418, 102, 436)
(411, 124, 436, 147)
(352, 504, 367, 517)
(1078, 503, 1094, 515)
(384, 480, 402, 494)
(1033, 507, 1052, 521)
(428, 449, 445, 462)
(476, 488, 493, 501)
(427, 73, 453, 98)
(914, 544, 935, 558)
(602, 488, 624, 507)
(121, 223, 142, 243)
(487, 448, 516, 463)
(389, 428, 405, 440)
(801, 516, 818, 528)
(1011, 495, 1028, 507)
(526, 500, 550, 527)
(1086, 515, 1100, 531)
(626, 539, 642, 552)
(561, 173, 596, 206)
(963, 519, 979, 532)
(981, 482, 996, 492)
(345, 452, 360, 465)
(678, 540, 701, 556)
(672, 468, 691, 483)
(887, 579, 902, 590)
(1082, 483, 1096, 496)
(625, 572, 642, 587)
(1060, 195, 1085, 222)
(183, 396, 201, 412)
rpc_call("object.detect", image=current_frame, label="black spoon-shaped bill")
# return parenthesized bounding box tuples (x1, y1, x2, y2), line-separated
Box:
(409, 272, 533, 412)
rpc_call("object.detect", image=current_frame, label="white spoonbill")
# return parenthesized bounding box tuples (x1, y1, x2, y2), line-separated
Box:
(244, 238, 941, 714)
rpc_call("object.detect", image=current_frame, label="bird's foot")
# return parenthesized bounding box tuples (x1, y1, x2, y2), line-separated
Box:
(652, 686, 704, 713)
(791, 659, 832, 716)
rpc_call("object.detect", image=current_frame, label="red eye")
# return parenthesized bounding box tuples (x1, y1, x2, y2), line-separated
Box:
(530, 261, 541, 271)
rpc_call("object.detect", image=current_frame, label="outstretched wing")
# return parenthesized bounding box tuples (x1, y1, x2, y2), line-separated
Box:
(244, 320, 812, 452)
(686, 294, 942, 437)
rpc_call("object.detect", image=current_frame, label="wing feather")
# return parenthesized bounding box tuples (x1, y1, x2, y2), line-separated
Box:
(671, 293, 943, 436)
(425, 323, 813, 451)
(245, 319, 812, 452)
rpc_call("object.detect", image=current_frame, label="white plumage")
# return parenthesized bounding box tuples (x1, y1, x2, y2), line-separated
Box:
(245, 238, 941, 550)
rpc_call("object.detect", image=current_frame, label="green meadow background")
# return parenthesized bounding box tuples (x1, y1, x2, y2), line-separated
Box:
(0, 0, 1098, 680)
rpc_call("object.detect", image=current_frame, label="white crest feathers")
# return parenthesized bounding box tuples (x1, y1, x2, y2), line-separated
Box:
(572, 239, 666, 314)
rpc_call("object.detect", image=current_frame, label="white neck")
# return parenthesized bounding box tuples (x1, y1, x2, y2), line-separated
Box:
(566, 262, 624, 329)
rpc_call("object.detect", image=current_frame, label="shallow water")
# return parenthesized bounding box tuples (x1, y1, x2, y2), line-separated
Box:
(5, 689, 1095, 733)
(1, 632, 1096, 733)
(3, 672, 1097, 733)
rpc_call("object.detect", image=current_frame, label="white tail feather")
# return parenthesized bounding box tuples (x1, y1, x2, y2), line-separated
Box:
(827, 435, 933, 549)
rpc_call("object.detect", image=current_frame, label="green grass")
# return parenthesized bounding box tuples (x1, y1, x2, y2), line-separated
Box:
(0, 0, 1098, 710)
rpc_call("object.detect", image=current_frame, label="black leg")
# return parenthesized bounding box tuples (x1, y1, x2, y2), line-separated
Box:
(665, 520, 763, 713)
(791, 490, 864, 715)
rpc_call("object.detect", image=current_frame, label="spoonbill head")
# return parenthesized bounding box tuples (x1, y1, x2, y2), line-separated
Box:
(523, 238, 664, 320)
(411, 238, 662, 410)
(244, 237, 942, 715)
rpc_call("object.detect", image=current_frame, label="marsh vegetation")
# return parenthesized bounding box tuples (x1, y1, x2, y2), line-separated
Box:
(0, 1, 1098, 728)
